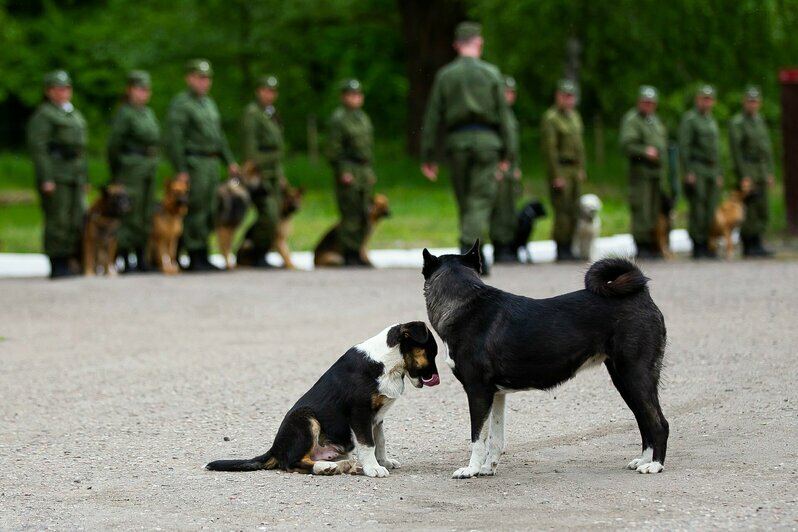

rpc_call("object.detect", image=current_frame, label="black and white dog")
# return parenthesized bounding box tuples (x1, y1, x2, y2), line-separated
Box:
(422, 242, 668, 478)
(205, 322, 440, 477)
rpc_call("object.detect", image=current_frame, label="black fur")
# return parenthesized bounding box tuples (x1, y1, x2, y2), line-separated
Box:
(422, 242, 669, 471)
(205, 322, 439, 474)
(512, 199, 547, 260)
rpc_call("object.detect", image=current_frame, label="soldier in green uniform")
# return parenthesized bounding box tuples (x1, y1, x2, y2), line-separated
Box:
(541, 79, 586, 262)
(490, 75, 523, 263)
(27, 70, 88, 278)
(238, 75, 284, 267)
(164, 59, 239, 271)
(108, 70, 160, 272)
(679, 84, 723, 259)
(326, 79, 375, 267)
(729, 86, 775, 257)
(421, 22, 513, 272)
(620, 85, 668, 259)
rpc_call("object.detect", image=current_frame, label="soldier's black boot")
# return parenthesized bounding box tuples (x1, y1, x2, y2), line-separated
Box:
(744, 235, 774, 258)
(187, 249, 222, 272)
(49, 256, 74, 279)
(252, 248, 272, 268)
(134, 248, 152, 273)
(343, 250, 369, 267)
(493, 243, 519, 264)
(741, 236, 754, 257)
(556, 243, 578, 262)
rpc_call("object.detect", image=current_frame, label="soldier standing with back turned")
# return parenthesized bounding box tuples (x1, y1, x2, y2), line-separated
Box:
(421, 22, 513, 273)
(164, 59, 239, 271)
(620, 85, 668, 259)
(679, 85, 723, 259)
(27, 70, 88, 278)
(729, 86, 775, 257)
(541, 79, 586, 262)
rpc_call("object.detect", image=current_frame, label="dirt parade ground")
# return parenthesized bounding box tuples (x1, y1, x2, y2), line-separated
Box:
(1, 259, 797, 530)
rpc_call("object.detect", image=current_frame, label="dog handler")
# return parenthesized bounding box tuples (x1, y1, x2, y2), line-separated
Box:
(164, 59, 239, 271)
(108, 70, 160, 273)
(27, 70, 88, 278)
(620, 85, 668, 259)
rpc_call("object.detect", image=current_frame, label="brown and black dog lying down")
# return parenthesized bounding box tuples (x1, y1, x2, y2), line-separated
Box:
(709, 179, 753, 259)
(83, 183, 131, 276)
(314, 193, 391, 267)
(147, 179, 189, 274)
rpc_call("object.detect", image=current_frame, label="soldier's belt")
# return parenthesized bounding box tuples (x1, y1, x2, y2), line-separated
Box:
(558, 158, 580, 166)
(48, 146, 82, 160)
(186, 150, 221, 157)
(123, 145, 159, 157)
(630, 156, 661, 168)
(448, 123, 498, 134)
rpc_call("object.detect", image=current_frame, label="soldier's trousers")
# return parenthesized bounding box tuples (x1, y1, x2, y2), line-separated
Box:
(40, 182, 85, 257)
(247, 173, 281, 251)
(549, 165, 581, 246)
(686, 164, 721, 245)
(629, 163, 663, 246)
(739, 163, 770, 238)
(116, 156, 157, 251)
(183, 155, 220, 252)
(334, 165, 373, 254)
(490, 168, 522, 246)
(448, 147, 500, 246)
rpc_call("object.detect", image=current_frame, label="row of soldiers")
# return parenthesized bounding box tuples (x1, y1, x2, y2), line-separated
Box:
(420, 22, 775, 267)
(28, 61, 376, 276)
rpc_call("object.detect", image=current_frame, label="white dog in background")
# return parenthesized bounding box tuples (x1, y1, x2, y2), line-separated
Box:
(572, 193, 603, 261)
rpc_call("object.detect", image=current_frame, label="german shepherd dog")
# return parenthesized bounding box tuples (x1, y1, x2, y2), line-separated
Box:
(422, 241, 669, 478)
(709, 180, 752, 259)
(215, 177, 251, 269)
(147, 179, 189, 274)
(314, 193, 391, 267)
(273, 183, 304, 269)
(205, 322, 440, 477)
(82, 183, 131, 276)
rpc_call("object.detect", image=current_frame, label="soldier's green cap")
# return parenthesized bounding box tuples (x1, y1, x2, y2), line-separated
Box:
(638, 85, 658, 102)
(44, 70, 71, 87)
(744, 85, 762, 100)
(454, 21, 481, 41)
(186, 59, 213, 76)
(257, 75, 279, 89)
(340, 78, 362, 93)
(504, 76, 517, 90)
(127, 70, 151, 88)
(557, 79, 577, 95)
(697, 84, 716, 98)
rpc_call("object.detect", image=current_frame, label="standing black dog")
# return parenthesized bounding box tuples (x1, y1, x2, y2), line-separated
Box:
(512, 199, 547, 263)
(422, 241, 668, 478)
(205, 322, 440, 477)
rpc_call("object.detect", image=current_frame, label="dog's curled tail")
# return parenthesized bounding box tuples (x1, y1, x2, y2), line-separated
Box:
(585, 258, 649, 297)
(204, 450, 278, 472)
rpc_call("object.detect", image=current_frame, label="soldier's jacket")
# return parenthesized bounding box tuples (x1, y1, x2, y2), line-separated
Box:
(619, 108, 667, 171)
(540, 106, 585, 180)
(421, 56, 513, 161)
(164, 90, 235, 173)
(27, 101, 88, 185)
(241, 101, 284, 171)
(729, 111, 773, 178)
(107, 102, 160, 176)
(326, 106, 373, 174)
(679, 108, 720, 174)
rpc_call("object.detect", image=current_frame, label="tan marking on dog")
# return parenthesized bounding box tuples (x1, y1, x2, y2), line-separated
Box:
(412, 348, 429, 369)
(371, 394, 387, 411)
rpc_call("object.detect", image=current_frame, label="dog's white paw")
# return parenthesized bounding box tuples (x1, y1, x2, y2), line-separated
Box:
(636, 461, 663, 474)
(452, 466, 480, 479)
(363, 464, 390, 478)
(312, 461, 340, 475)
(478, 464, 497, 476)
(626, 448, 654, 470)
(378, 457, 401, 469)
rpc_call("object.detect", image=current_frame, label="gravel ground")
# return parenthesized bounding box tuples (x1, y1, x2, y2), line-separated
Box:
(1, 259, 796, 531)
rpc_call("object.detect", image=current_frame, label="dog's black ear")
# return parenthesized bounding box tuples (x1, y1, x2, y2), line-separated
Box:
(463, 239, 482, 273)
(422, 248, 440, 278)
(401, 321, 429, 344)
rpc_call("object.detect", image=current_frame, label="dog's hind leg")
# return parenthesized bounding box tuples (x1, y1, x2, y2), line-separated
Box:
(479, 392, 506, 476)
(606, 359, 669, 474)
(453, 386, 494, 479)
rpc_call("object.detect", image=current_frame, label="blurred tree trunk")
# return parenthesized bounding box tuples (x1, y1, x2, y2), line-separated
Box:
(398, 0, 466, 158)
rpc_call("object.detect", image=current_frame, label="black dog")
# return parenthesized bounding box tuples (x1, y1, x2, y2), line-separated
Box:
(512, 199, 547, 263)
(422, 241, 668, 478)
(205, 322, 440, 477)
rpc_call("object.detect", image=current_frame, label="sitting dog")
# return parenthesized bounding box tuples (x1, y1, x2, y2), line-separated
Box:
(82, 183, 131, 276)
(572, 193, 603, 261)
(512, 199, 547, 263)
(215, 177, 252, 269)
(147, 179, 189, 274)
(205, 322, 440, 477)
(709, 181, 752, 259)
(422, 242, 669, 478)
(314, 193, 391, 267)
(654, 194, 675, 259)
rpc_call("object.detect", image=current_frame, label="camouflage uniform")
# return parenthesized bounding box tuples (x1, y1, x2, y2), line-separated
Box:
(27, 70, 88, 277)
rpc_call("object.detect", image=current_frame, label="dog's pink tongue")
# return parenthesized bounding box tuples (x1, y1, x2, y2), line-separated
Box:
(422, 374, 440, 387)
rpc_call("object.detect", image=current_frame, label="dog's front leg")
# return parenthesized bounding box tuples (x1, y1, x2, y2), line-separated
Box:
(453, 388, 494, 479)
(374, 421, 400, 469)
(480, 392, 506, 476)
(351, 410, 389, 478)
